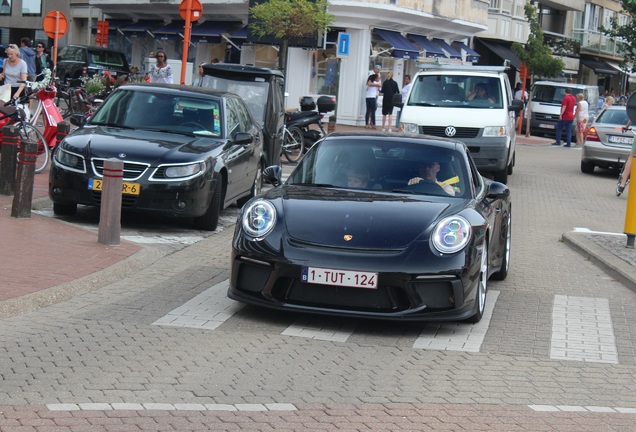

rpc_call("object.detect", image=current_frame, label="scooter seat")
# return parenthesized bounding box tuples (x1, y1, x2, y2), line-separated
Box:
(286, 110, 319, 123)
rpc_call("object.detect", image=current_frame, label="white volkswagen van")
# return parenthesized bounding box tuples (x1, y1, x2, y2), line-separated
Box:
(400, 64, 522, 183)
(527, 81, 599, 138)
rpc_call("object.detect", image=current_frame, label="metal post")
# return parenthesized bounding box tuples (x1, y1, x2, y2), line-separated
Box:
(98, 158, 123, 246)
(0, 125, 20, 196)
(11, 139, 37, 218)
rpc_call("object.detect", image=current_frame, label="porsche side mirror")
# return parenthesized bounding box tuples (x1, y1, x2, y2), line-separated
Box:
(486, 181, 510, 199)
(263, 165, 282, 186)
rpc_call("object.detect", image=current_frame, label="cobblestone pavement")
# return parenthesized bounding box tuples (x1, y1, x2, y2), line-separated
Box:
(2, 141, 636, 431)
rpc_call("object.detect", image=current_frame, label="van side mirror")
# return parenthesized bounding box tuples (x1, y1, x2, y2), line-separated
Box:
(392, 93, 403, 108)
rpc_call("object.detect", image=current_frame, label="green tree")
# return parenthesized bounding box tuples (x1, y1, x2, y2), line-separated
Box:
(249, 0, 334, 72)
(601, 0, 636, 70)
(512, 2, 564, 79)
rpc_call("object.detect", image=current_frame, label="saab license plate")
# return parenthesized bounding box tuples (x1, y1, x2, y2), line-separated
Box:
(539, 123, 555, 129)
(608, 135, 632, 144)
(88, 178, 141, 195)
(301, 266, 378, 289)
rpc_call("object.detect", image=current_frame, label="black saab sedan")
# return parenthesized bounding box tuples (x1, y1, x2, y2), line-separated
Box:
(50, 83, 264, 231)
(229, 133, 511, 323)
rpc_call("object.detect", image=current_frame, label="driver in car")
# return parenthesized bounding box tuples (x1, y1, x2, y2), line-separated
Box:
(408, 161, 456, 196)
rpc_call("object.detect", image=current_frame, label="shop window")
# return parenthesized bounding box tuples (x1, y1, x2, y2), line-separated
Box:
(310, 47, 340, 96)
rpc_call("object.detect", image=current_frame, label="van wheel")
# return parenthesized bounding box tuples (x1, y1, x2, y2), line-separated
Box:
(494, 168, 508, 184)
(507, 154, 514, 175)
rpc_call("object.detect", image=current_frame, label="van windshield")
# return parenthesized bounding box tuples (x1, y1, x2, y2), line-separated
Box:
(406, 75, 504, 109)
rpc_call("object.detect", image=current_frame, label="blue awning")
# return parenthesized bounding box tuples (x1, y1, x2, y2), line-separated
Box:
(189, 21, 240, 44)
(452, 41, 480, 63)
(374, 29, 419, 59)
(407, 34, 446, 58)
(120, 20, 163, 38)
(230, 27, 247, 39)
(154, 21, 186, 41)
(433, 39, 462, 59)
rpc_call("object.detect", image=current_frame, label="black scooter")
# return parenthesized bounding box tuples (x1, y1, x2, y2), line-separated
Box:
(281, 96, 335, 163)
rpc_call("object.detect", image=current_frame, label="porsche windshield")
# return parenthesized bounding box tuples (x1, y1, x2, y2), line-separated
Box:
(288, 138, 468, 198)
(89, 89, 222, 137)
(407, 75, 504, 109)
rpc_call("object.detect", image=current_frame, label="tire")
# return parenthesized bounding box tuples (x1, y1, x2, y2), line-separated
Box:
(194, 177, 223, 231)
(507, 152, 515, 175)
(18, 122, 49, 174)
(237, 161, 263, 207)
(491, 211, 511, 281)
(580, 160, 595, 174)
(57, 90, 74, 119)
(465, 241, 488, 324)
(53, 202, 77, 216)
(493, 168, 508, 184)
(283, 126, 305, 163)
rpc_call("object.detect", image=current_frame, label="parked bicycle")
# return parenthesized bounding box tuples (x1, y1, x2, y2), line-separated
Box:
(0, 70, 63, 173)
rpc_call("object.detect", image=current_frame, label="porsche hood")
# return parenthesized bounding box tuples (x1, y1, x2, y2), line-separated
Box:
(275, 187, 452, 249)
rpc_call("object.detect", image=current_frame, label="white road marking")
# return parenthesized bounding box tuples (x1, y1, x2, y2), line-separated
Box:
(529, 405, 636, 414)
(572, 227, 626, 236)
(550, 295, 618, 364)
(282, 317, 358, 342)
(47, 403, 297, 411)
(152, 280, 244, 330)
(412, 290, 500, 352)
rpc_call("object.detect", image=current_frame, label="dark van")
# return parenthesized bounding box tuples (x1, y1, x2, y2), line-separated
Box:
(55, 44, 130, 84)
(199, 64, 284, 167)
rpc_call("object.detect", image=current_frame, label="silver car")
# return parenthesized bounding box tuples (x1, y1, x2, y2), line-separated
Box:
(581, 105, 632, 174)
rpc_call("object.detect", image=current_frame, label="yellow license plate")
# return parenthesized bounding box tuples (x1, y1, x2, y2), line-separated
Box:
(89, 178, 141, 195)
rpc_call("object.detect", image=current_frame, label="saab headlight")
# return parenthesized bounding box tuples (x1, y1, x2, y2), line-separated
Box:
(432, 216, 471, 254)
(164, 162, 204, 178)
(401, 123, 419, 134)
(483, 126, 507, 137)
(242, 200, 276, 239)
(54, 148, 85, 172)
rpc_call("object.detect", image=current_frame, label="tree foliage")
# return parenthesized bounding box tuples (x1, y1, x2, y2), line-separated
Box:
(601, 0, 636, 70)
(512, 2, 564, 79)
(249, 0, 334, 71)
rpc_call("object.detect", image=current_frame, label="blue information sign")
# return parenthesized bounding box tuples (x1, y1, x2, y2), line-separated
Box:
(337, 32, 350, 57)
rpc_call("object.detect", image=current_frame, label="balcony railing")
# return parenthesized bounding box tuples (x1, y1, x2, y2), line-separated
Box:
(572, 28, 621, 56)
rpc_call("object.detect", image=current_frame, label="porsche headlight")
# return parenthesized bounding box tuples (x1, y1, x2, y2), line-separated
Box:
(432, 216, 471, 254)
(164, 162, 205, 178)
(482, 126, 507, 137)
(242, 200, 276, 239)
(401, 123, 419, 134)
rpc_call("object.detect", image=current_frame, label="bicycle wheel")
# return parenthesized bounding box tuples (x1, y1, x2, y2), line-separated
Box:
(17, 122, 49, 174)
(283, 126, 305, 163)
(57, 90, 73, 118)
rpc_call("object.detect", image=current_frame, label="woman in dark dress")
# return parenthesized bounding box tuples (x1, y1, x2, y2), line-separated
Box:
(380, 71, 399, 132)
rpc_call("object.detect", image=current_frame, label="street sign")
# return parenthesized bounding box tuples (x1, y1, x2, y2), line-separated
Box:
(180, 0, 202, 22)
(337, 32, 350, 57)
(43, 10, 68, 39)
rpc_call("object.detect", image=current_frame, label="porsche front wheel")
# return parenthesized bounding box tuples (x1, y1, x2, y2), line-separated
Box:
(466, 241, 488, 324)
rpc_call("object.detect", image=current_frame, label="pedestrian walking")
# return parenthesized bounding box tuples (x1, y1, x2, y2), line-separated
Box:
(19, 37, 36, 82)
(34, 41, 52, 80)
(364, 65, 381, 129)
(147, 51, 173, 84)
(0, 44, 27, 100)
(396, 74, 411, 129)
(553, 88, 576, 147)
(574, 93, 589, 147)
(193, 62, 205, 86)
(380, 71, 399, 132)
(514, 82, 528, 130)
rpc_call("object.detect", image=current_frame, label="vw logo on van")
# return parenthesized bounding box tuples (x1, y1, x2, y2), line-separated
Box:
(445, 126, 457, 137)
